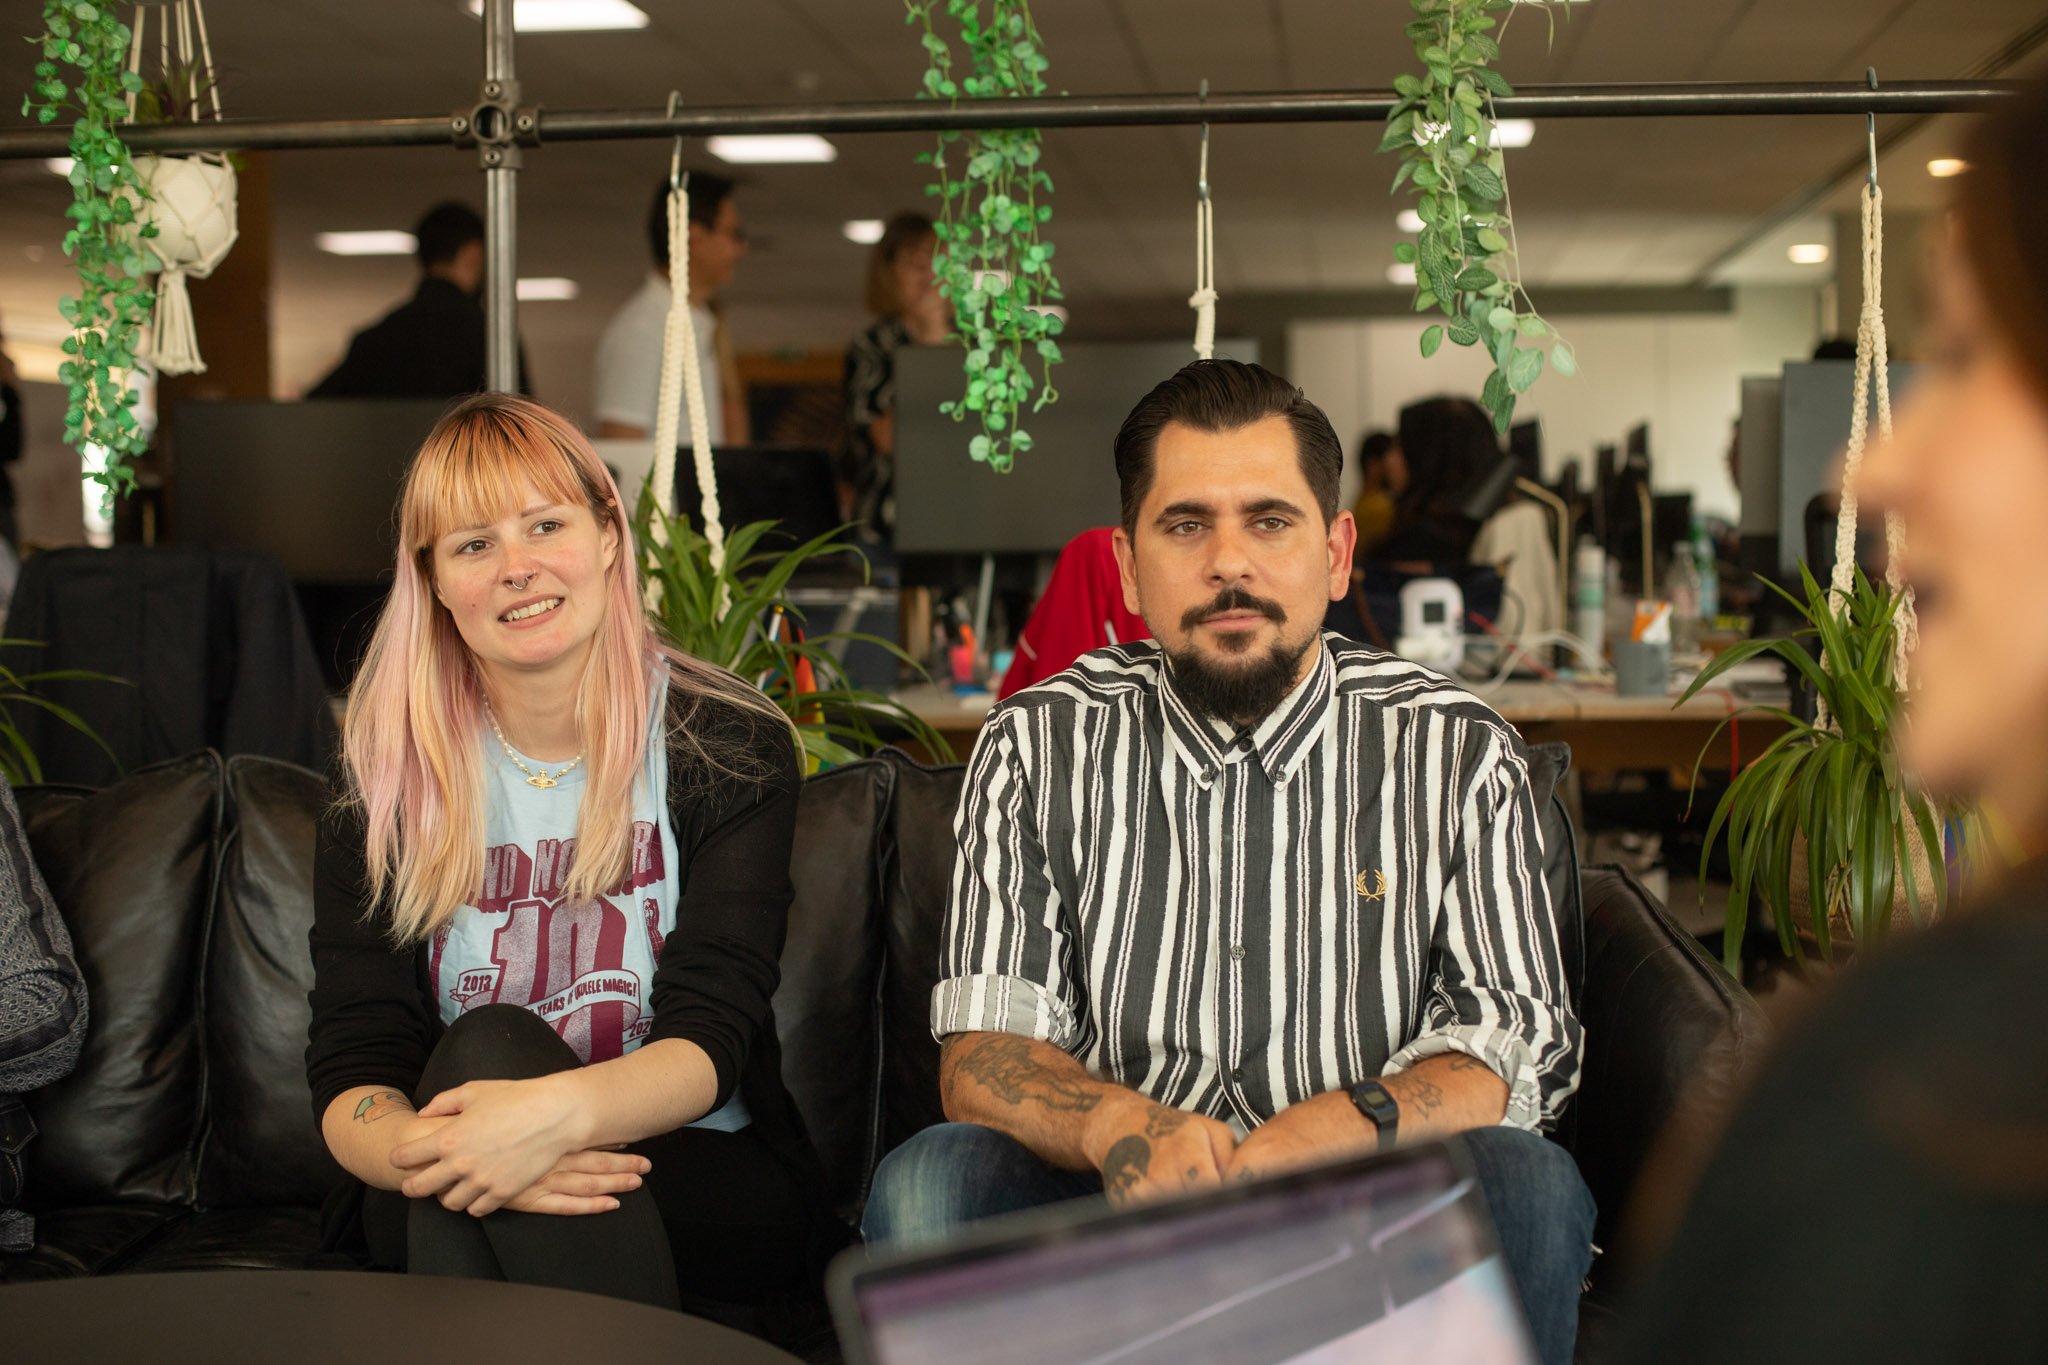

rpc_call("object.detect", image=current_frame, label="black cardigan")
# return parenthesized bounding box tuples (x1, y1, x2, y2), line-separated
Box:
(305, 684, 828, 1210)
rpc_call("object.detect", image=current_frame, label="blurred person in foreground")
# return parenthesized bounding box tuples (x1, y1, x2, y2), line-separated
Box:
(840, 212, 950, 541)
(1616, 83, 2048, 1364)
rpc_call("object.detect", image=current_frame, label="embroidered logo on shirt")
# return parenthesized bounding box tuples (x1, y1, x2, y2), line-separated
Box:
(1354, 869, 1388, 902)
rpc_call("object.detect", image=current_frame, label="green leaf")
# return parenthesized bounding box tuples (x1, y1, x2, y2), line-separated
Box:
(1447, 319, 1480, 347)
(1517, 315, 1549, 338)
(1456, 265, 1499, 292)
(1488, 306, 1517, 333)
(1393, 241, 1418, 264)
(1551, 340, 1578, 377)
(1475, 67, 1514, 98)
(1420, 324, 1444, 358)
(1507, 345, 1545, 394)
(1477, 226, 1510, 253)
(1462, 165, 1504, 201)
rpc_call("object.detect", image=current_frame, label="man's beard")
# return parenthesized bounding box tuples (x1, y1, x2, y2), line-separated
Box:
(1167, 587, 1314, 729)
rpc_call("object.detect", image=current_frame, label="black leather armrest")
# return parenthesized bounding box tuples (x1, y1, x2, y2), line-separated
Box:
(1572, 865, 1767, 1276)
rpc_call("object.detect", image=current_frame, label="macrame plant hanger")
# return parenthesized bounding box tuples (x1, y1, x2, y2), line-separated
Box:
(1817, 70, 1918, 731)
(1189, 80, 1217, 360)
(124, 0, 237, 376)
(645, 91, 727, 615)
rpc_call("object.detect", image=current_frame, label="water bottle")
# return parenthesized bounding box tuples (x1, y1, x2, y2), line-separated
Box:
(1572, 538, 1606, 667)
(1668, 542, 1702, 655)
(1692, 516, 1720, 623)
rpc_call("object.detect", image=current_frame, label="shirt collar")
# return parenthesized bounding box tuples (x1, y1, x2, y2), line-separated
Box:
(1158, 635, 1336, 789)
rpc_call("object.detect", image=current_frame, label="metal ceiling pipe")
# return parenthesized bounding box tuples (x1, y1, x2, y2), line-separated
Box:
(0, 81, 2020, 160)
(480, 0, 518, 395)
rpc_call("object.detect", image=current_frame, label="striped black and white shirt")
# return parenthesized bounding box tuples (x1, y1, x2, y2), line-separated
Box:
(932, 633, 1582, 1134)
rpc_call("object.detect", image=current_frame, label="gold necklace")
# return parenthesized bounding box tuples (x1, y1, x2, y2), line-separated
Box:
(482, 702, 582, 789)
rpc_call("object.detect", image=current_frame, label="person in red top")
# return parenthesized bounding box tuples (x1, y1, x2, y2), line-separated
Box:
(997, 528, 1152, 700)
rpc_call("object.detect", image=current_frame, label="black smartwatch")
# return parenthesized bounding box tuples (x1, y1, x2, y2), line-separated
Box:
(1349, 1079, 1400, 1151)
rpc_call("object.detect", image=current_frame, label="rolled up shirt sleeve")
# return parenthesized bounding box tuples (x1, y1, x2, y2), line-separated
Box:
(930, 709, 1088, 1053)
(1385, 727, 1584, 1131)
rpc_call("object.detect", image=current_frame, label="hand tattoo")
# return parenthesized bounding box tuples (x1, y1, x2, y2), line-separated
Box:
(944, 1036, 1102, 1114)
(1102, 1136, 1151, 1204)
(1143, 1105, 1192, 1138)
(352, 1090, 412, 1124)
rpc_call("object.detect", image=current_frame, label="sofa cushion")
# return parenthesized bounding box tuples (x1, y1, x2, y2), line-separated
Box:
(16, 753, 220, 1208)
(775, 758, 893, 1218)
(878, 754, 965, 1156)
(196, 756, 342, 1210)
(116, 1206, 330, 1273)
(1573, 865, 1767, 1279)
(0, 1204, 184, 1281)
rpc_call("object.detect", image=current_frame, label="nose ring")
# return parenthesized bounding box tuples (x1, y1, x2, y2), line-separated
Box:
(509, 572, 535, 590)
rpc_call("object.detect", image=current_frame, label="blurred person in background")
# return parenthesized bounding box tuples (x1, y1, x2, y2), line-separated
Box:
(311, 203, 529, 399)
(1378, 396, 1559, 643)
(1616, 81, 2048, 1364)
(1350, 428, 1404, 553)
(840, 213, 949, 541)
(595, 174, 750, 449)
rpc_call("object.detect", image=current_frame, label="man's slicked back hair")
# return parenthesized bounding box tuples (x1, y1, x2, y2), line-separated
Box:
(1112, 359, 1345, 531)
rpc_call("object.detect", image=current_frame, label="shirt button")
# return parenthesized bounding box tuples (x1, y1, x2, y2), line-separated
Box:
(1229, 944, 1245, 961)
(1231, 1068, 1245, 1082)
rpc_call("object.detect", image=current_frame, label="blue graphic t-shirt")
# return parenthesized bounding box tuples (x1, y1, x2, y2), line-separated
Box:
(430, 679, 750, 1132)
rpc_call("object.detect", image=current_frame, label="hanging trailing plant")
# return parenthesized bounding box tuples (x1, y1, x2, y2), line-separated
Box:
(1382, 0, 1574, 433)
(22, 0, 157, 497)
(904, 0, 1063, 473)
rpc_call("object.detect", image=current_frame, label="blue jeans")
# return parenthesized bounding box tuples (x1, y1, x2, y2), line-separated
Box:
(864, 1122, 1594, 1365)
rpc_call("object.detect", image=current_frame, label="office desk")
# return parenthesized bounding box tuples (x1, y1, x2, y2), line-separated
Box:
(893, 678, 1789, 779)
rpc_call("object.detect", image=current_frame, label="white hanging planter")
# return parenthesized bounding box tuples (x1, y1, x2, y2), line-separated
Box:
(129, 152, 238, 377)
(117, 0, 236, 377)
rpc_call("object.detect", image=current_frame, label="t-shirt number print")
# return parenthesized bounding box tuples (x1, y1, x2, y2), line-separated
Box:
(433, 822, 668, 1063)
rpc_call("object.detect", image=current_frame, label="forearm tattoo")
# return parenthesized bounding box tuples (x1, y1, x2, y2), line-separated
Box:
(1102, 1135, 1151, 1203)
(944, 1035, 1103, 1114)
(1398, 1074, 1446, 1118)
(352, 1090, 413, 1124)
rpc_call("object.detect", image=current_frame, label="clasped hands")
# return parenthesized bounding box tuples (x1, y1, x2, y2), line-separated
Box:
(1081, 1090, 1374, 1209)
(387, 1074, 645, 1218)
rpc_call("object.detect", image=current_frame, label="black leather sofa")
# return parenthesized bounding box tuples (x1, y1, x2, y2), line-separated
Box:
(0, 746, 1765, 1355)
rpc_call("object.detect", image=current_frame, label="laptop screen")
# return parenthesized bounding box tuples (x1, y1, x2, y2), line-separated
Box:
(837, 1143, 1536, 1365)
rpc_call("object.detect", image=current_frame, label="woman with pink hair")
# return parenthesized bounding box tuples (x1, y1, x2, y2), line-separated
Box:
(306, 393, 831, 1324)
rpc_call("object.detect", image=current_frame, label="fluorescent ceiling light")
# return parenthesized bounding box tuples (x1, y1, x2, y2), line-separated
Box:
(1397, 209, 1425, 234)
(707, 134, 837, 165)
(45, 157, 74, 176)
(316, 230, 417, 256)
(1926, 158, 1969, 178)
(1787, 243, 1830, 265)
(516, 277, 579, 301)
(843, 219, 885, 245)
(1491, 119, 1535, 148)
(464, 0, 649, 32)
(1388, 262, 1418, 286)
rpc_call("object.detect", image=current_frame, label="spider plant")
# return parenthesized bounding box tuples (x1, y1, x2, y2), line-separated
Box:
(0, 640, 127, 785)
(1683, 565, 1950, 973)
(633, 483, 952, 769)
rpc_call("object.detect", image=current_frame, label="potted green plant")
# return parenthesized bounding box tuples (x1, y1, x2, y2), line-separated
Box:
(633, 487, 952, 770)
(1684, 565, 1951, 973)
(0, 640, 125, 784)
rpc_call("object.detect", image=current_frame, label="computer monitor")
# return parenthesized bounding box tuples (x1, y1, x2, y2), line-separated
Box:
(670, 445, 842, 548)
(170, 397, 450, 583)
(1507, 419, 1542, 482)
(892, 339, 1259, 556)
(1778, 360, 1921, 576)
